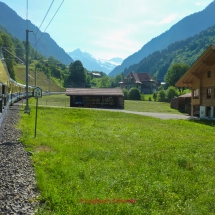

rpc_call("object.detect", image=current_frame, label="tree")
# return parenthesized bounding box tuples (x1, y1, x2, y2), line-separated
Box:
(99, 76, 110, 88)
(153, 92, 157, 101)
(66, 60, 86, 87)
(128, 87, 141, 100)
(157, 89, 166, 102)
(0, 33, 15, 79)
(165, 63, 189, 86)
(114, 73, 124, 87)
(122, 89, 129, 100)
(15, 40, 25, 62)
(166, 86, 178, 102)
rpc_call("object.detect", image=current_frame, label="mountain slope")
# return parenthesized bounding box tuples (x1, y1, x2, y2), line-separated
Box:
(68, 49, 123, 74)
(124, 24, 215, 81)
(109, 0, 215, 76)
(0, 2, 73, 65)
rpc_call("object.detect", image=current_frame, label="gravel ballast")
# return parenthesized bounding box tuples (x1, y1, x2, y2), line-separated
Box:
(0, 105, 38, 214)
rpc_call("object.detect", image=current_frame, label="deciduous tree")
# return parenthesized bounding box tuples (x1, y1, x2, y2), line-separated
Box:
(128, 87, 141, 100)
(66, 60, 86, 87)
(166, 86, 178, 102)
(165, 63, 189, 86)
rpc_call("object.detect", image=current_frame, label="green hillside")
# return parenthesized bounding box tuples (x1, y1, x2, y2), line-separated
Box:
(124, 24, 215, 82)
(14, 64, 65, 92)
(109, 0, 215, 76)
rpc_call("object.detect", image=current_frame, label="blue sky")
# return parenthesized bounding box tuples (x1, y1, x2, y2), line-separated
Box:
(1, 0, 213, 60)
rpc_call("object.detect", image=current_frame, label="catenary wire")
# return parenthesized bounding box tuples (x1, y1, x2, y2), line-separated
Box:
(1, 47, 25, 64)
(35, 0, 55, 35)
(34, 0, 64, 47)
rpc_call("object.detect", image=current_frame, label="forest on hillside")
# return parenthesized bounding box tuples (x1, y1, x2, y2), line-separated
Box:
(0, 25, 123, 89)
(1, 22, 215, 89)
(124, 24, 215, 82)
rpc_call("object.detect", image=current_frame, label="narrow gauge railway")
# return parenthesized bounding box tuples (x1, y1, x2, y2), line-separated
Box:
(0, 54, 34, 122)
(0, 78, 34, 114)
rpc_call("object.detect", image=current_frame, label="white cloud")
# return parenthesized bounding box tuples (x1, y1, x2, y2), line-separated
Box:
(159, 14, 178, 24)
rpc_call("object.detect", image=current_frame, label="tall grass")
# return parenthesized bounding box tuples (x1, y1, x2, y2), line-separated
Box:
(18, 106, 215, 214)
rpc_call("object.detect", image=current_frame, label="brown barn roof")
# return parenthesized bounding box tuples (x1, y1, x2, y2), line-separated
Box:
(65, 88, 124, 96)
(179, 92, 191, 98)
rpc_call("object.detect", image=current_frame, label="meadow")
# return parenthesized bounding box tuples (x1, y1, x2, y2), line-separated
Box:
(30, 94, 183, 114)
(18, 100, 215, 215)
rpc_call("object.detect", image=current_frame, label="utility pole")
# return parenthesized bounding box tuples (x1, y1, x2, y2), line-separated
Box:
(25, 29, 32, 114)
(49, 75, 51, 94)
(35, 66, 37, 87)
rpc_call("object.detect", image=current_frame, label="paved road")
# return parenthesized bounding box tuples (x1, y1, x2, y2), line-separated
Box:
(15, 101, 195, 120)
(95, 109, 196, 120)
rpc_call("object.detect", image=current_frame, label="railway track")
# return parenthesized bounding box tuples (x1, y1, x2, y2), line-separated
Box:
(0, 104, 39, 214)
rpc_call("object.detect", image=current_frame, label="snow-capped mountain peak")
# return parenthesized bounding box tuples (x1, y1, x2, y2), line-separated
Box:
(67, 49, 123, 75)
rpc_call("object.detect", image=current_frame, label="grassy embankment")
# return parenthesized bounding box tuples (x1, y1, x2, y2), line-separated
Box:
(18, 103, 215, 214)
(14, 64, 64, 92)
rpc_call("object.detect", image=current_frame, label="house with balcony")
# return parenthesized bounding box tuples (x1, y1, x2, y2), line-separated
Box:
(119, 72, 157, 94)
(175, 45, 215, 119)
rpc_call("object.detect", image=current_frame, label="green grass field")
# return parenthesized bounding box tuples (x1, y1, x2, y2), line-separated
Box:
(31, 94, 183, 114)
(18, 104, 215, 215)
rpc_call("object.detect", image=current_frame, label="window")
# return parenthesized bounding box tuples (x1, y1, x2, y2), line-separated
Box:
(193, 89, 199, 99)
(207, 71, 211, 78)
(206, 107, 211, 117)
(207, 88, 212, 98)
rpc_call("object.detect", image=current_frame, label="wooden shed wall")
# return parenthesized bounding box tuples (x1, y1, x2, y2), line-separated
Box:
(69, 95, 124, 109)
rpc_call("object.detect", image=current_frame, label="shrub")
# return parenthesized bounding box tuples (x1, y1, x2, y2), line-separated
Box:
(122, 89, 129, 100)
(141, 93, 145, 101)
(128, 87, 141, 100)
(153, 92, 157, 101)
(157, 89, 166, 102)
(166, 86, 179, 102)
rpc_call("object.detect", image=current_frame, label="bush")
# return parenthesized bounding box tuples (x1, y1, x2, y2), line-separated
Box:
(166, 86, 179, 102)
(157, 89, 166, 102)
(141, 94, 145, 101)
(122, 89, 129, 100)
(128, 87, 141, 100)
(148, 97, 152, 101)
(153, 92, 157, 101)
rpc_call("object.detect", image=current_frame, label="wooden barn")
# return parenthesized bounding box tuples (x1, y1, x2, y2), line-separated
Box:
(170, 93, 191, 115)
(65, 88, 124, 109)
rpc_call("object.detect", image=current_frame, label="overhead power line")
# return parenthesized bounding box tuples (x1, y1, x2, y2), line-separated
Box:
(35, 0, 55, 35)
(35, 0, 64, 47)
(2, 47, 25, 64)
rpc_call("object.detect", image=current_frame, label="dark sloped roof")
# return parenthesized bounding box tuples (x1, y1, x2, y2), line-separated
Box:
(122, 72, 157, 83)
(137, 73, 155, 82)
(65, 88, 124, 96)
(131, 71, 140, 82)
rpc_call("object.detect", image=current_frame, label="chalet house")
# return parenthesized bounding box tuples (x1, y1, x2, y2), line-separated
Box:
(119, 72, 157, 94)
(65, 88, 124, 109)
(176, 45, 215, 119)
